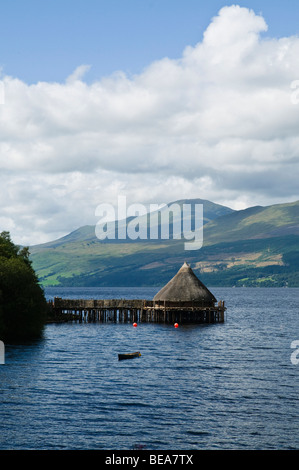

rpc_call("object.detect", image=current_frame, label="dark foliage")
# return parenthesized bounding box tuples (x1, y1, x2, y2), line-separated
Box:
(0, 231, 47, 342)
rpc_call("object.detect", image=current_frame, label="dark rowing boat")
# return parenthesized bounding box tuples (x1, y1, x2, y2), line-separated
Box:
(118, 351, 141, 360)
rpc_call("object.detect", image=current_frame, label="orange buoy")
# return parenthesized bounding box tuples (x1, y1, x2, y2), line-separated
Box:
(174, 323, 179, 328)
(133, 322, 138, 327)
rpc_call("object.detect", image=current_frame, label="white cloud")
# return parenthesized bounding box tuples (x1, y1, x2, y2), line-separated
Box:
(0, 4, 299, 245)
(66, 64, 91, 83)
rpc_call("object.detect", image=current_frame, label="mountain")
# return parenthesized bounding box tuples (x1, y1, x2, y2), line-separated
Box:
(31, 198, 234, 248)
(195, 200, 299, 287)
(29, 199, 299, 288)
(203, 200, 299, 244)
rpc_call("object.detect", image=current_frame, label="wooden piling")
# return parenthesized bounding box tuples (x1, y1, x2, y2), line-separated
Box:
(48, 297, 226, 325)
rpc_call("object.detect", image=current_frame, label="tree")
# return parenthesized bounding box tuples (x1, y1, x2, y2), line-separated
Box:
(0, 231, 47, 341)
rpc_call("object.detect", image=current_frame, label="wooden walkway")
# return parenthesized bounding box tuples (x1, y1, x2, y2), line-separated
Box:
(47, 298, 226, 324)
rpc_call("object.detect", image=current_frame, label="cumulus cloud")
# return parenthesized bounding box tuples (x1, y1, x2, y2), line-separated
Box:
(1, 5, 299, 244)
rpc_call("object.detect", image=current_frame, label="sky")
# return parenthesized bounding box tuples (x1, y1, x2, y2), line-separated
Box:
(1, 0, 299, 245)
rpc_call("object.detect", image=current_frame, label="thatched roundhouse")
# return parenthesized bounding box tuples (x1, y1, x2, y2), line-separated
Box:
(153, 262, 217, 306)
(50, 262, 225, 324)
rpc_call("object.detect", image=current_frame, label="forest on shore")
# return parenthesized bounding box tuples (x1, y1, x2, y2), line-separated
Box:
(0, 231, 47, 342)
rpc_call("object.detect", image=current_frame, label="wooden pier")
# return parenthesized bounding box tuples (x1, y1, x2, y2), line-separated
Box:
(47, 263, 226, 325)
(47, 297, 226, 324)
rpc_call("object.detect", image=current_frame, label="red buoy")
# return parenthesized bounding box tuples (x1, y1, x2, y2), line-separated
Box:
(174, 323, 179, 328)
(133, 322, 137, 327)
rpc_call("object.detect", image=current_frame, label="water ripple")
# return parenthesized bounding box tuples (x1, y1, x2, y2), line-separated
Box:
(1, 287, 299, 450)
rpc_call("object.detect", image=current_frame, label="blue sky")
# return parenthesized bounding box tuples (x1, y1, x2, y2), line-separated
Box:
(1, 1, 299, 245)
(1, 0, 299, 84)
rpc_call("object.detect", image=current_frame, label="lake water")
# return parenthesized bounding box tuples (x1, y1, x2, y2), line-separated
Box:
(0, 287, 298, 450)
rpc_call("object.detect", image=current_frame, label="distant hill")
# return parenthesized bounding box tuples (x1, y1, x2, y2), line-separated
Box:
(29, 199, 299, 288)
(203, 200, 299, 244)
(32, 198, 234, 248)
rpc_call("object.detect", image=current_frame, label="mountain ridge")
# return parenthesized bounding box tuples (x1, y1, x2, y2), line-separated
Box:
(30, 198, 234, 249)
(29, 198, 299, 287)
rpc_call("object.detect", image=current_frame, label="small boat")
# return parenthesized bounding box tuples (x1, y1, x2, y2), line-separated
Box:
(118, 351, 141, 361)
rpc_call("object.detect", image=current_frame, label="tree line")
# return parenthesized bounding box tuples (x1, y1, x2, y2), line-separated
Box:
(0, 231, 47, 342)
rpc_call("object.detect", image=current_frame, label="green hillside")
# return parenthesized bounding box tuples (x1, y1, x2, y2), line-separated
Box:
(29, 199, 299, 288)
(203, 200, 299, 245)
(32, 198, 233, 248)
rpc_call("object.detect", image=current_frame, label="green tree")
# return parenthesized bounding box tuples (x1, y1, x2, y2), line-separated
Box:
(0, 231, 47, 341)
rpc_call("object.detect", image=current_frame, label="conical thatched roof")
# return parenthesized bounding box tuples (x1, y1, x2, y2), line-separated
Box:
(153, 262, 217, 305)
